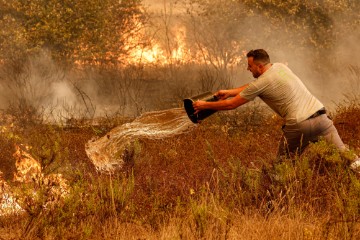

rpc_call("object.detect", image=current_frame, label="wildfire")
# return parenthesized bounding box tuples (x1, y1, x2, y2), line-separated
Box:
(127, 26, 195, 65)
(74, 20, 246, 67)
(129, 42, 166, 64)
(126, 24, 246, 67)
(0, 144, 69, 216)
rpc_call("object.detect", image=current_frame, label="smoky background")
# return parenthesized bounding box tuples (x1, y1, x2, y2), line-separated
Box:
(0, 0, 359, 123)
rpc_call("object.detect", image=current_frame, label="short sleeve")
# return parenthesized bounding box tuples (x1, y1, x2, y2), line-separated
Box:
(240, 80, 268, 101)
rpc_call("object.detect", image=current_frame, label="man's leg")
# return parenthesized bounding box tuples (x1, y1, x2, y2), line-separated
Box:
(314, 114, 346, 151)
(277, 115, 360, 170)
(277, 123, 310, 160)
(314, 114, 360, 170)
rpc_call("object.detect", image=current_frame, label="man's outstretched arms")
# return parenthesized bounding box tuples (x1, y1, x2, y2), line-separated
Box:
(193, 84, 250, 113)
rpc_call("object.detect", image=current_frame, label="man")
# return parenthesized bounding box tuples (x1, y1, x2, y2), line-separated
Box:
(193, 49, 360, 169)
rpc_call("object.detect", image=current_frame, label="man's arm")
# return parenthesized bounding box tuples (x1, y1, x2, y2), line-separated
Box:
(193, 93, 249, 113)
(215, 84, 249, 99)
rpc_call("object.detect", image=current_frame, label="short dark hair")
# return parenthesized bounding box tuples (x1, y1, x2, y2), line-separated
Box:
(246, 49, 270, 64)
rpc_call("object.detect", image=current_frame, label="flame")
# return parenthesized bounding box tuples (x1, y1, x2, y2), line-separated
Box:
(127, 26, 201, 65)
(13, 144, 42, 183)
(0, 144, 70, 216)
(129, 43, 166, 64)
(126, 25, 245, 67)
(73, 20, 246, 67)
(12, 144, 69, 197)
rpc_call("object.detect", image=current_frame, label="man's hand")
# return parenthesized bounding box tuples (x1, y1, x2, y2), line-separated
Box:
(215, 90, 232, 100)
(192, 100, 206, 114)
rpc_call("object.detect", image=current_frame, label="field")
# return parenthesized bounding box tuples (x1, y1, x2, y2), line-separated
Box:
(0, 0, 359, 239)
(0, 97, 360, 240)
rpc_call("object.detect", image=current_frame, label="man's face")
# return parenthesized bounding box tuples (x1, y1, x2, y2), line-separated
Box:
(247, 57, 262, 78)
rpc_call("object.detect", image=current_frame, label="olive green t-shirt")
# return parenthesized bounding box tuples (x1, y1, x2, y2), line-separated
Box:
(240, 63, 324, 124)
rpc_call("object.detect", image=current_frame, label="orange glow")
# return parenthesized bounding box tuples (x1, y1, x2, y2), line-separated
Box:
(73, 21, 245, 67)
(129, 42, 166, 64)
(126, 26, 195, 65)
(125, 25, 245, 67)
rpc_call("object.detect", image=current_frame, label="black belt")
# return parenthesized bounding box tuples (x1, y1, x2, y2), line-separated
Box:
(307, 108, 326, 119)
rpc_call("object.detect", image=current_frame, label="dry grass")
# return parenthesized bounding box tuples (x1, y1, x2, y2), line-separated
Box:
(0, 98, 360, 239)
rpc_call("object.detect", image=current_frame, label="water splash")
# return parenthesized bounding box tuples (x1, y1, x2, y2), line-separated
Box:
(85, 108, 196, 172)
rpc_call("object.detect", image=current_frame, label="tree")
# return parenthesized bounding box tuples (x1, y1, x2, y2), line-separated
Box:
(184, 0, 360, 69)
(184, 0, 248, 70)
(0, 0, 147, 65)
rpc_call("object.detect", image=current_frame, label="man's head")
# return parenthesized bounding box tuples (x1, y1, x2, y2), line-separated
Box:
(246, 49, 271, 78)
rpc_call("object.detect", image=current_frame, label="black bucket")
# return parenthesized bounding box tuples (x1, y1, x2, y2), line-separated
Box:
(183, 92, 218, 123)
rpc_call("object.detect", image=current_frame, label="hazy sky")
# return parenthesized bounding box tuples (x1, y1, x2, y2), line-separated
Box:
(143, 0, 165, 9)
(143, 0, 179, 12)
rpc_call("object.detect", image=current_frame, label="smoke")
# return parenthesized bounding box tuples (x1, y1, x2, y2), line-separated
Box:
(50, 81, 77, 104)
(0, 50, 64, 111)
(0, 1, 358, 122)
(144, 0, 360, 110)
(0, 50, 96, 123)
